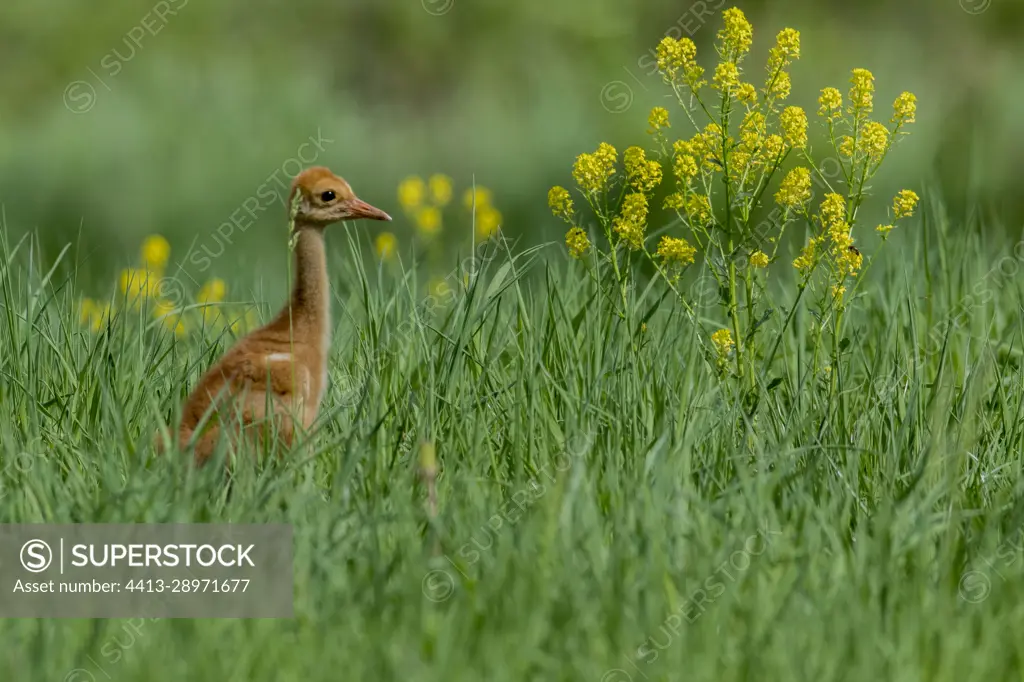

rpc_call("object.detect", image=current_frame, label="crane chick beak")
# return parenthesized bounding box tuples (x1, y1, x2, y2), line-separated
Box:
(345, 197, 392, 221)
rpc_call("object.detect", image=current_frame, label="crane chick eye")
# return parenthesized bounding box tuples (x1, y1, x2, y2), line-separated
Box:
(320, 190, 336, 202)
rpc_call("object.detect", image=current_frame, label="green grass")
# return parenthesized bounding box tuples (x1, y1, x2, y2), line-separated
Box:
(1, 205, 1024, 682)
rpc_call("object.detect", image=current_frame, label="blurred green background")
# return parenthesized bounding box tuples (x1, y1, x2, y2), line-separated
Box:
(2, 0, 1023, 283)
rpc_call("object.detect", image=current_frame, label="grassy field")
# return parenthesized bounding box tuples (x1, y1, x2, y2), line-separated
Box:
(2, 200, 1024, 681)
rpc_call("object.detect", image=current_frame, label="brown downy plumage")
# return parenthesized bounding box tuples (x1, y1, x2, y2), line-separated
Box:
(163, 166, 391, 465)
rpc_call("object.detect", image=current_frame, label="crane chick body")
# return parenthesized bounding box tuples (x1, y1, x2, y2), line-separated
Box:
(173, 166, 391, 465)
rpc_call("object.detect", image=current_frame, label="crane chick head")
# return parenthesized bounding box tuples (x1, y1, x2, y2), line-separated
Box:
(288, 166, 392, 225)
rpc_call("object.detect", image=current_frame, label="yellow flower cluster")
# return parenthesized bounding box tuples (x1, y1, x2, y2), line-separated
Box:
(818, 87, 843, 123)
(775, 166, 812, 210)
(613, 193, 650, 250)
(573, 142, 618, 194)
(684, 194, 714, 226)
(656, 236, 697, 267)
(876, 188, 920, 238)
(718, 8, 754, 58)
(893, 189, 920, 219)
(623, 147, 663, 193)
(793, 237, 822, 276)
(713, 62, 741, 92)
(737, 83, 758, 106)
(648, 106, 670, 133)
(565, 227, 592, 259)
(780, 106, 808, 149)
(711, 328, 735, 361)
(819, 192, 847, 230)
(656, 36, 705, 88)
(815, 193, 862, 281)
(375, 232, 398, 261)
(689, 123, 727, 173)
(762, 134, 784, 163)
(838, 136, 855, 157)
(463, 186, 503, 240)
(730, 112, 781, 183)
(858, 121, 889, 162)
(892, 92, 917, 124)
(673, 141, 699, 183)
(398, 173, 453, 237)
(750, 251, 770, 268)
(119, 235, 186, 335)
(848, 68, 874, 115)
(772, 28, 801, 61)
(764, 28, 800, 104)
(398, 174, 500, 242)
(81, 235, 246, 337)
(119, 234, 169, 305)
(548, 186, 575, 222)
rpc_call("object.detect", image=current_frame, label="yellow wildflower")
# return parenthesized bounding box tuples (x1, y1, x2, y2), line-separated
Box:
(613, 193, 649, 249)
(819, 193, 847, 230)
(711, 328, 735, 360)
(737, 83, 758, 105)
(684, 194, 713, 226)
(656, 236, 696, 266)
(462, 186, 493, 210)
(374, 232, 398, 260)
(594, 142, 617, 171)
(780, 106, 808, 148)
(818, 87, 843, 123)
(893, 189, 920, 219)
(829, 221, 853, 253)
(398, 176, 426, 211)
(475, 206, 502, 240)
(773, 28, 801, 60)
(648, 107, 670, 133)
(565, 227, 591, 259)
(793, 237, 821, 275)
(836, 243, 863, 278)
(197, 278, 226, 304)
(415, 206, 442, 235)
(760, 134, 784, 163)
(893, 92, 917, 125)
(876, 224, 895, 238)
(831, 284, 846, 301)
(713, 62, 741, 92)
(656, 36, 704, 88)
(656, 36, 692, 76)
(663, 192, 685, 210)
(673, 140, 699, 182)
(765, 70, 791, 102)
(428, 174, 453, 206)
(690, 123, 726, 171)
(838, 136, 855, 158)
(140, 235, 170, 272)
(624, 147, 663, 193)
(718, 8, 753, 58)
(572, 143, 617, 194)
(750, 251, 770, 268)
(741, 110, 767, 136)
(775, 167, 812, 210)
(848, 68, 875, 114)
(766, 28, 800, 78)
(859, 121, 889, 162)
(548, 186, 574, 221)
